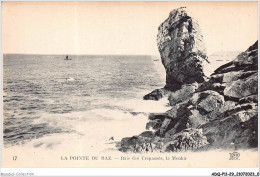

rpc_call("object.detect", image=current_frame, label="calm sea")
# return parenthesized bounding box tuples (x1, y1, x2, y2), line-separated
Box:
(3, 54, 167, 149)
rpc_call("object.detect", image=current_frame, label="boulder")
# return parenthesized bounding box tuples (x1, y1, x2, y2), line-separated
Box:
(168, 83, 198, 105)
(201, 113, 258, 149)
(224, 73, 257, 99)
(146, 113, 170, 131)
(143, 88, 164, 100)
(190, 90, 225, 113)
(163, 128, 208, 152)
(119, 132, 155, 153)
(148, 113, 168, 120)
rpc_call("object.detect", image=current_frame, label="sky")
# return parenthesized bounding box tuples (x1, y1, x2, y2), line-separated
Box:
(2, 1, 258, 55)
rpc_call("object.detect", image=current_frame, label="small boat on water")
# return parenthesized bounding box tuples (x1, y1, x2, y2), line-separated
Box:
(64, 55, 72, 60)
(66, 77, 75, 81)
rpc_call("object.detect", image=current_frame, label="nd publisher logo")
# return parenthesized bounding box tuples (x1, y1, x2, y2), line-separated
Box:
(229, 152, 240, 160)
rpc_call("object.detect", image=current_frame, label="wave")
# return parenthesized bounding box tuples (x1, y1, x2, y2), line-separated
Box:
(5, 106, 149, 152)
(108, 96, 171, 113)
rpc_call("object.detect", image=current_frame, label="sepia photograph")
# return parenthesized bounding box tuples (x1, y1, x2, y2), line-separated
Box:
(1, 1, 258, 171)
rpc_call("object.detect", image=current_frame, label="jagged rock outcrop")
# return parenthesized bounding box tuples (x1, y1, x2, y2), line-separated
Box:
(197, 43, 258, 107)
(120, 128, 208, 153)
(157, 7, 208, 91)
(144, 7, 208, 100)
(198, 41, 258, 149)
(120, 41, 258, 153)
(120, 7, 258, 153)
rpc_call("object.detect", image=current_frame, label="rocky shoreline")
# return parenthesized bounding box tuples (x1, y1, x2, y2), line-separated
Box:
(119, 7, 258, 153)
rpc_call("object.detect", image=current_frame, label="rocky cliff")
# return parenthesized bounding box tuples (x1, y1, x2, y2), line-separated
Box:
(119, 7, 258, 153)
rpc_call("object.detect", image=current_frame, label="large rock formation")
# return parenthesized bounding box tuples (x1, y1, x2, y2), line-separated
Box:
(157, 7, 208, 91)
(144, 7, 208, 100)
(120, 8, 258, 153)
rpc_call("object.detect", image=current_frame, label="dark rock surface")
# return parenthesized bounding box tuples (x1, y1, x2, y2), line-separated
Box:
(143, 89, 165, 101)
(143, 7, 208, 101)
(157, 7, 208, 91)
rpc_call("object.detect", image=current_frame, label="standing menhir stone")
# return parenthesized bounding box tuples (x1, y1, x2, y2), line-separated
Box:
(157, 7, 209, 91)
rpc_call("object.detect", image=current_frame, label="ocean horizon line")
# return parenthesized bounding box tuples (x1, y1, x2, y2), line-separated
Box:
(3, 53, 160, 57)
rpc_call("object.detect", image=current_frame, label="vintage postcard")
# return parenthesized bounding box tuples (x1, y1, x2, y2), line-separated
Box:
(1, 1, 258, 170)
